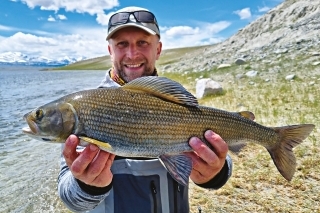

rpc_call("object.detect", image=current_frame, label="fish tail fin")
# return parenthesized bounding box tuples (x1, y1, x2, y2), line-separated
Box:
(268, 124, 315, 181)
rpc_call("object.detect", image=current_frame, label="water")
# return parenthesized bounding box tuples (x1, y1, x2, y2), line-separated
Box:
(0, 66, 106, 212)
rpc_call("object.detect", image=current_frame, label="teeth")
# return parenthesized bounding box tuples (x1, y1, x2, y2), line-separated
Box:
(126, 64, 141, 68)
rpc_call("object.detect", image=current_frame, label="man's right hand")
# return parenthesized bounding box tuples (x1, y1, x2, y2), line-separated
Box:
(63, 134, 115, 187)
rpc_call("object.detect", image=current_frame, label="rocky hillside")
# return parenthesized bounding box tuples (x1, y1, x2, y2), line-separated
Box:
(160, 0, 320, 77)
(60, 0, 320, 80)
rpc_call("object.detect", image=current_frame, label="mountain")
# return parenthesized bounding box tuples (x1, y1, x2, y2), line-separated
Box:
(59, 0, 320, 76)
(0, 52, 86, 67)
(160, 0, 320, 74)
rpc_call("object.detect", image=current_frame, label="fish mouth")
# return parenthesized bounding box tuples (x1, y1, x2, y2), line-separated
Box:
(22, 126, 35, 135)
(22, 120, 54, 142)
(22, 116, 40, 136)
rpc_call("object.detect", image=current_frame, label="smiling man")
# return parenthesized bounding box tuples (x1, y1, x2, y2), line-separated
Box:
(58, 6, 232, 213)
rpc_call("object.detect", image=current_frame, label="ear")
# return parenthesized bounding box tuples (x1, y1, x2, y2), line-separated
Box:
(108, 45, 114, 61)
(156, 41, 162, 60)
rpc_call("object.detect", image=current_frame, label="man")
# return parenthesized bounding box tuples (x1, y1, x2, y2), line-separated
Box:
(58, 6, 232, 213)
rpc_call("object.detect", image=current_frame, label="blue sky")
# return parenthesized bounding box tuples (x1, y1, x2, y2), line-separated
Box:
(0, 0, 284, 60)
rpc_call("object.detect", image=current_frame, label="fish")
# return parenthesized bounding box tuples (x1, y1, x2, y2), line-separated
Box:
(22, 76, 315, 186)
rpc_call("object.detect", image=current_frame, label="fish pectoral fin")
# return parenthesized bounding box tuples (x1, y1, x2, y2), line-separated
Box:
(79, 136, 112, 150)
(159, 154, 192, 186)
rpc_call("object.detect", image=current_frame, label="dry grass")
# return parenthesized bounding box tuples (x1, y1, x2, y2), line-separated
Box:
(54, 44, 320, 212)
(164, 70, 320, 213)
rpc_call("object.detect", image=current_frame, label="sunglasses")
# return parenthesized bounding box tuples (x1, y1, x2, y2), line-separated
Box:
(108, 11, 159, 31)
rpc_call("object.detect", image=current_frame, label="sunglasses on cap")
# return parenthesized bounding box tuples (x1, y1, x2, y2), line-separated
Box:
(108, 10, 159, 31)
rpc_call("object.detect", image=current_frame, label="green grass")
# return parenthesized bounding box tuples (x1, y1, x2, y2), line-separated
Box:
(54, 55, 112, 70)
(185, 69, 319, 213)
(50, 41, 320, 213)
(53, 45, 211, 71)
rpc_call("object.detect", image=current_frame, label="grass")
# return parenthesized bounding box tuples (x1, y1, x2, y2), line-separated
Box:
(158, 61, 319, 212)
(54, 55, 112, 70)
(51, 42, 320, 213)
(53, 45, 211, 71)
(180, 69, 320, 213)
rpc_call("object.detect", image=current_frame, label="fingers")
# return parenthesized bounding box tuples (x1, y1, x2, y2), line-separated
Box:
(188, 130, 228, 184)
(91, 154, 115, 186)
(63, 135, 80, 168)
(189, 130, 228, 166)
(204, 130, 228, 160)
(62, 135, 115, 187)
(71, 144, 101, 177)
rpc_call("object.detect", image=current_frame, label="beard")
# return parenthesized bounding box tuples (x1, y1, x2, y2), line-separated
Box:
(114, 60, 155, 82)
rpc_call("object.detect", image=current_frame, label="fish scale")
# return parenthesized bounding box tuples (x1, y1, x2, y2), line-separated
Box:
(77, 89, 196, 156)
(69, 88, 284, 155)
(23, 76, 315, 185)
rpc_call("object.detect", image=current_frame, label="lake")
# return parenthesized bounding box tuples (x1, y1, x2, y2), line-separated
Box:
(0, 66, 106, 212)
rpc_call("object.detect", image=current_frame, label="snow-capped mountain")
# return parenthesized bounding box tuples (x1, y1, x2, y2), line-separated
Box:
(0, 52, 86, 66)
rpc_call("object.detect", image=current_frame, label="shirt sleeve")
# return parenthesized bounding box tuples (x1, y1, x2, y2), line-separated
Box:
(57, 144, 110, 212)
(195, 154, 233, 189)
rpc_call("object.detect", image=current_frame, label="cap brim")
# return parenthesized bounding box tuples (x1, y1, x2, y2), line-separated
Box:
(106, 23, 157, 40)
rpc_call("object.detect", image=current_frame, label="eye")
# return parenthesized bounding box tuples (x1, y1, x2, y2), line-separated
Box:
(117, 41, 128, 48)
(35, 109, 44, 120)
(138, 40, 148, 46)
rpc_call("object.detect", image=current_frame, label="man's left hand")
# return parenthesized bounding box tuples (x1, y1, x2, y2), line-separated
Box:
(186, 130, 228, 184)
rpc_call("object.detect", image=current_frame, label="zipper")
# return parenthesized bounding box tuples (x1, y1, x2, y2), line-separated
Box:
(173, 181, 180, 213)
(150, 180, 158, 213)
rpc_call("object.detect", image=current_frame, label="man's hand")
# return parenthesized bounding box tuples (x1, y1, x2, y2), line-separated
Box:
(63, 135, 115, 187)
(186, 130, 228, 184)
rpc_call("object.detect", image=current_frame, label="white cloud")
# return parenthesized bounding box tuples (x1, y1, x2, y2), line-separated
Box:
(57, 14, 67, 20)
(161, 21, 231, 49)
(165, 26, 200, 37)
(234, 8, 252, 20)
(96, 11, 114, 26)
(258, 6, 270, 12)
(0, 29, 108, 59)
(0, 19, 231, 59)
(0, 24, 17, 31)
(20, 0, 119, 15)
(205, 21, 231, 34)
(47, 15, 55, 22)
(2, 1, 233, 60)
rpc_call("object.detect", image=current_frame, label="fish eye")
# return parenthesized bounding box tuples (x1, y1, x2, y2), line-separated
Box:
(35, 109, 44, 120)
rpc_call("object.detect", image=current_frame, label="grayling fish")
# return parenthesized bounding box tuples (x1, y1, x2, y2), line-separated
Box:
(22, 76, 315, 185)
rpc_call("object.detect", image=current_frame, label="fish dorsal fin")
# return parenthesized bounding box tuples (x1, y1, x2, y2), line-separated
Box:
(122, 76, 199, 107)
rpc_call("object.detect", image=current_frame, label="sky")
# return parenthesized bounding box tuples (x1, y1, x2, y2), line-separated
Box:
(0, 0, 284, 60)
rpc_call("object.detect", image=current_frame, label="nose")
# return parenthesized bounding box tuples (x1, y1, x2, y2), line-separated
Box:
(126, 43, 139, 59)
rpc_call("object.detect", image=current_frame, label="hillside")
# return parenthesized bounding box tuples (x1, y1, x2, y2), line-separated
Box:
(51, 1, 320, 212)
(56, 45, 210, 71)
(57, 0, 320, 79)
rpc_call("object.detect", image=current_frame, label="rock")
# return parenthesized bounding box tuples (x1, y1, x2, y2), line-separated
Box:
(312, 61, 320, 66)
(236, 74, 245, 79)
(274, 48, 289, 54)
(246, 70, 258, 77)
(285, 74, 295, 80)
(235, 58, 246, 65)
(311, 52, 320, 56)
(196, 78, 223, 99)
(163, 65, 171, 70)
(217, 64, 231, 69)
